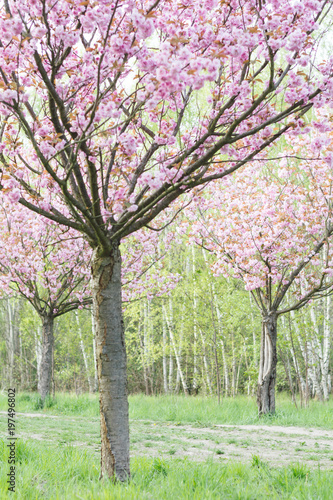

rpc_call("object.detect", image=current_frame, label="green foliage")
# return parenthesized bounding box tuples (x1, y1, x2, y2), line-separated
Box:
(251, 454, 268, 469)
(289, 463, 310, 480)
(124, 245, 261, 396)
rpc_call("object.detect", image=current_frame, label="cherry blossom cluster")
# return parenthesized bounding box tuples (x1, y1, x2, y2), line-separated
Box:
(189, 130, 333, 306)
(0, 195, 180, 307)
(0, 0, 331, 237)
(0, 197, 91, 312)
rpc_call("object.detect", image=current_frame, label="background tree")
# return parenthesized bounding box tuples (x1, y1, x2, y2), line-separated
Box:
(0, 199, 91, 402)
(0, 0, 332, 480)
(190, 135, 333, 414)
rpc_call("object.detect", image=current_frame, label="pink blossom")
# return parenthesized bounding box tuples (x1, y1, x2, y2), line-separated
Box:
(8, 189, 20, 203)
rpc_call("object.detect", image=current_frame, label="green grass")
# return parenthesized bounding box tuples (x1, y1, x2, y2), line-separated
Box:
(1, 439, 333, 499)
(1, 392, 333, 428)
(1, 392, 333, 498)
(0, 392, 99, 417)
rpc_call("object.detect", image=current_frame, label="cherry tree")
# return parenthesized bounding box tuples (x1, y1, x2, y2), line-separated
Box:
(0, 198, 91, 402)
(191, 136, 333, 415)
(0, 0, 332, 479)
(0, 197, 174, 401)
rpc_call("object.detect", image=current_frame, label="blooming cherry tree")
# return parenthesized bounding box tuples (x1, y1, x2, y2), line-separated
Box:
(0, 198, 91, 402)
(0, 198, 174, 401)
(191, 137, 333, 415)
(0, 0, 332, 479)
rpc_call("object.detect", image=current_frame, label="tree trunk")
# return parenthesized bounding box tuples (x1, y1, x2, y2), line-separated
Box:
(163, 303, 188, 396)
(91, 244, 129, 481)
(175, 300, 185, 394)
(212, 291, 229, 397)
(290, 311, 308, 404)
(232, 332, 236, 398)
(285, 314, 306, 405)
(236, 345, 244, 396)
(141, 302, 150, 395)
(279, 347, 297, 407)
(162, 309, 168, 394)
(5, 298, 20, 387)
(309, 306, 324, 400)
(257, 312, 278, 415)
(38, 315, 54, 402)
(191, 246, 198, 391)
(76, 311, 94, 393)
(322, 295, 331, 400)
(35, 326, 42, 389)
(91, 308, 99, 392)
(199, 326, 213, 395)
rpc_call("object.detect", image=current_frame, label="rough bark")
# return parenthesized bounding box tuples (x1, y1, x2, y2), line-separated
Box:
(257, 312, 278, 415)
(38, 315, 54, 402)
(91, 243, 130, 481)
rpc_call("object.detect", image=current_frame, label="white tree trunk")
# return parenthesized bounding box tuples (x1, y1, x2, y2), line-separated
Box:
(162, 309, 168, 394)
(191, 246, 198, 391)
(232, 332, 236, 397)
(75, 311, 94, 393)
(309, 307, 323, 400)
(91, 309, 98, 392)
(213, 292, 229, 396)
(163, 302, 188, 395)
(5, 299, 20, 386)
(290, 311, 315, 401)
(322, 295, 331, 400)
(175, 301, 185, 394)
(281, 316, 305, 402)
(35, 326, 42, 387)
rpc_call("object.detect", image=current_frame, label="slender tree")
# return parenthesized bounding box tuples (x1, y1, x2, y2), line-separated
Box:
(0, 0, 332, 479)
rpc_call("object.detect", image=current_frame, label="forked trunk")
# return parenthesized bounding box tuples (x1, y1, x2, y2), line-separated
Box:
(38, 315, 54, 402)
(257, 312, 278, 415)
(91, 243, 130, 482)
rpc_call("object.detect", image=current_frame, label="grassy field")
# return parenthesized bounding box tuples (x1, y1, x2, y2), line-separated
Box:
(1, 391, 333, 428)
(1, 392, 333, 499)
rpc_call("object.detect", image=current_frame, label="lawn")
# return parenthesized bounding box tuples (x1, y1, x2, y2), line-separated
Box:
(1, 392, 333, 499)
(1, 392, 333, 428)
